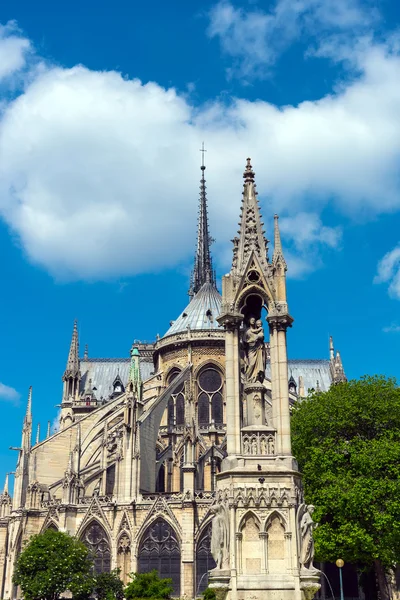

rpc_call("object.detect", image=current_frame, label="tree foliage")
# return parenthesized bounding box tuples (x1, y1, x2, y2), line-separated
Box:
(93, 569, 124, 600)
(13, 529, 94, 600)
(291, 375, 400, 570)
(125, 570, 173, 599)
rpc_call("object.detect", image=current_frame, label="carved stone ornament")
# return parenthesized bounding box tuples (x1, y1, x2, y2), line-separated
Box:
(297, 504, 320, 575)
(210, 501, 230, 570)
(242, 318, 266, 384)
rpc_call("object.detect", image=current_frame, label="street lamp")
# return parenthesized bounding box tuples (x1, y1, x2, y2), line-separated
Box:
(335, 559, 345, 600)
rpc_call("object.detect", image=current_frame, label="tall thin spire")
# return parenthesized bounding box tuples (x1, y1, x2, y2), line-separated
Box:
(189, 143, 216, 298)
(35, 423, 40, 445)
(3, 473, 9, 495)
(25, 386, 32, 425)
(47, 421, 51, 438)
(64, 320, 79, 378)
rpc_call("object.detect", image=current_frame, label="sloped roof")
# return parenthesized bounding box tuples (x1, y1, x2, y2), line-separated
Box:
(163, 282, 222, 337)
(79, 357, 154, 399)
(266, 359, 332, 393)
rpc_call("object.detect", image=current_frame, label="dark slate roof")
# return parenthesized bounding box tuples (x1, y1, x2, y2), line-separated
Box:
(163, 282, 222, 337)
(79, 357, 154, 399)
(266, 359, 332, 392)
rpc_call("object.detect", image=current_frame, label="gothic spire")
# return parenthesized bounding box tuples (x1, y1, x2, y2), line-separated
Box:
(64, 320, 79, 377)
(189, 144, 216, 298)
(25, 386, 32, 426)
(272, 214, 287, 271)
(234, 158, 269, 273)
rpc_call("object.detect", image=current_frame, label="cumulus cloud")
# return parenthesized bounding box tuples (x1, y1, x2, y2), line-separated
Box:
(207, 0, 376, 80)
(374, 245, 400, 299)
(0, 21, 31, 82)
(0, 382, 20, 403)
(1, 20, 400, 281)
(279, 212, 342, 277)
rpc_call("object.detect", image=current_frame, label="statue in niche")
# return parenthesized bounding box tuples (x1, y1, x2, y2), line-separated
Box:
(243, 438, 250, 454)
(298, 505, 319, 573)
(260, 436, 267, 454)
(210, 502, 230, 570)
(243, 317, 266, 383)
(251, 437, 257, 455)
(268, 436, 275, 455)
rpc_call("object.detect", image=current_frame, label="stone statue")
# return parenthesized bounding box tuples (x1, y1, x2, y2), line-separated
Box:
(299, 505, 318, 572)
(210, 502, 230, 570)
(243, 317, 266, 383)
(260, 436, 267, 454)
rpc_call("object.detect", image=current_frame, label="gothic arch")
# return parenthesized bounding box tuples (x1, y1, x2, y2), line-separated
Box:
(80, 519, 111, 574)
(41, 520, 59, 532)
(195, 522, 216, 594)
(264, 510, 287, 532)
(238, 511, 262, 575)
(137, 517, 181, 596)
(133, 507, 182, 552)
(165, 366, 182, 386)
(238, 510, 262, 533)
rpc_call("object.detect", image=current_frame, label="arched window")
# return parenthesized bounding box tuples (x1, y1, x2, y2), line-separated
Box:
(211, 393, 223, 424)
(166, 369, 185, 429)
(168, 398, 174, 428)
(176, 394, 184, 426)
(138, 518, 181, 596)
(196, 524, 216, 594)
(197, 367, 223, 427)
(81, 522, 111, 574)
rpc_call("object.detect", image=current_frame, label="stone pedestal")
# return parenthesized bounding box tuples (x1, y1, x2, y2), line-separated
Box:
(300, 573, 321, 600)
(208, 570, 230, 600)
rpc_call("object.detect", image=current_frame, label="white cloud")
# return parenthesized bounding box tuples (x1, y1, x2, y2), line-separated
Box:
(279, 212, 342, 277)
(0, 21, 31, 82)
(383, 323, 400, 333)
(374, 245, 400, 299)
(207, 0, 376, 80)
(0, 382, 20, 403)
(2, 23, 400, 281)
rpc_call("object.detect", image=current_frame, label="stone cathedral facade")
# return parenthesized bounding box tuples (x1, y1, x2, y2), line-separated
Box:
(0, 159, 346, 600)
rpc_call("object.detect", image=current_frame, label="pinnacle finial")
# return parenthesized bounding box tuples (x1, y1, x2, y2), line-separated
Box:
(189, 144, 216, 297)
(36, 423, 40, 445)
(84, 344, 88, 361)
(47, 421, 51, 438)
(25, 386, 32, 423)
(273, 214, 282, 252)
(243, 158, 255, 183)
(3, 473, 9, 495)
(64, 320, 80, 379)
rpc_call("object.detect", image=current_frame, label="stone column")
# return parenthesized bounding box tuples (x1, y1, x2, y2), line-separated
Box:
(276, 323, 291, 456)
(229, 503, 238, 600)
(225, 325, 237, 458)
(232, 326, 241, 455)
(268, 317, 292, 456)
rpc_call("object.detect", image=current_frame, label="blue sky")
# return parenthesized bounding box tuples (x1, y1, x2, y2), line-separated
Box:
(1, 0, 400, 483)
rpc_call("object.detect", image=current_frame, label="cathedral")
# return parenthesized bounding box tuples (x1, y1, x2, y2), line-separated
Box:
(0, 158, 346, 600)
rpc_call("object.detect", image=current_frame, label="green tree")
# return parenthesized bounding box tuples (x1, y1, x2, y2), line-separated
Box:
(13, 529, 95, 600)
(291, 375, 400, 600)
(94, 569, 124, 600)
(125, 570, 173, 599)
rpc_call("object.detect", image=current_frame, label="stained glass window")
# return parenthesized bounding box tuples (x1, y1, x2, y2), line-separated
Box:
(81, 522, 111, 574)
(138, 518, 181, 596)
(196, 524, 216, 594)
(197, 367, 223, 427)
